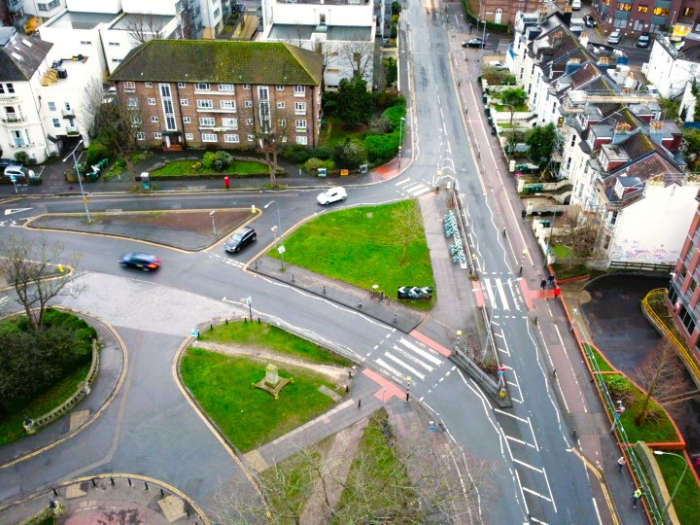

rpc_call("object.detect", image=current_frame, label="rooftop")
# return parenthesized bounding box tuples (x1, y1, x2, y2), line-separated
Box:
(43, 11, 116, 30)
(268, 24, 373, 42)
(110, 13, 175, 32)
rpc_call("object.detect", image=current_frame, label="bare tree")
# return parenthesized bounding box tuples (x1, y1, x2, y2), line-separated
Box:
(330, 41, 375, 85)
(633, 338, 693, 425)
(0, 235, 81, 332)
(124, 14, 165, 44)
(392, 200, 423, 262)
(254, 98, 292, 189)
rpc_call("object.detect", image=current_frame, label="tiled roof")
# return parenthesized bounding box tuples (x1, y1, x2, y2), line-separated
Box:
(570, 63, 600, 89)
(619, 130, 657, 161)
(602, 153, 683, 207)
(110, 40, 323, 86)
(0, 31, 53, 82)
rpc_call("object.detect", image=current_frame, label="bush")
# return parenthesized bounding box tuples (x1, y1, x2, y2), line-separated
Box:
(305, 158, 325, 172)
(283, 144, 312, 164)
(365, 133, 399, 165)
(202, 152, 217, 170)
(309, 146, 333, 160)
(383, 104, 406, 131)
(86, 140, 111, 167)
(375, 88, 401, 110)
(332, 139, 366, 169)
(13, 151, 30, 165)
(213, 151, 232, 172)
(368, 116, 391, 135)
(191, 161, 202, 171)
(322, 91, 339, 117)
(384, 57, 398, 86)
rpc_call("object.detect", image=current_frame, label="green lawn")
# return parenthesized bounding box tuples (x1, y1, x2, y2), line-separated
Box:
(268, 201, 435, 309)
(655, 453, 700, 525)
(584, 343, 614, 372)
(0, 362, 91, 446)
(199, 321, 352, 367)
(319, 117, 368, 147)
(151, 159, 268, 176)
(181, 349, 341, 452)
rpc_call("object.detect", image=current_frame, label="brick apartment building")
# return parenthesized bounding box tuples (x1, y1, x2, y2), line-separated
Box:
(109, 40, 323, 151)
(594, 0, 700, 36)
(669, 191, 700, 356)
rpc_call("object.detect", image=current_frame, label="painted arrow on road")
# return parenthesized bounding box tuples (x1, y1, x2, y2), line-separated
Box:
(4, 208, 32, 216)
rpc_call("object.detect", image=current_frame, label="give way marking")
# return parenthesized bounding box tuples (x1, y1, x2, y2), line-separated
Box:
(4, 208, 32, 216)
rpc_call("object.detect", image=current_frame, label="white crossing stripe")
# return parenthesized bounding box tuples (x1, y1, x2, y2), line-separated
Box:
(482, 278, 497, 310)
(407, 185, 430, 197)
(403, 182, 423, 192)
(391, 345, 433, 372)
(376, 358, 406, 380)
(494, 278, 511, 311)
(395, 178, 411, 186)
(399, 338, 442, 366)
(383, 352, 426, 380)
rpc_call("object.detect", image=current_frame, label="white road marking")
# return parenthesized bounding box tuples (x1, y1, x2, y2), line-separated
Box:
(522, 485, 552, 502)
(375, 358, 404, 380)
(4, 208, 32, 215)
(495, 278, 510, 311)
(383, 352, 426, 380)
(512, 458, 543, 473)
(391, 345, 434, 372)
(399, 338, 442, 365)
(395, 178, 411, 186)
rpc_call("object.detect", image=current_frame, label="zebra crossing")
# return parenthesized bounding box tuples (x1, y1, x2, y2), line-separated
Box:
(370, 335, 445, 384)
(480, 275, 523, 312)
(395, 177, 431, 198)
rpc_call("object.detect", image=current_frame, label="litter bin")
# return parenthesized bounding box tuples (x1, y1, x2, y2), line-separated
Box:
(224, 176, 230, 188)
(141, 172, 151, 190)
(86, 172, 99, 182)
(318, 168, 327, 178)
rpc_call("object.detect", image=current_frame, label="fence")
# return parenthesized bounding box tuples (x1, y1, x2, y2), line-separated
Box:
(609, 261, 675, 274)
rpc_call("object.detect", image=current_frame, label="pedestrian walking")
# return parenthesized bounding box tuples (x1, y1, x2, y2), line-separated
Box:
(554, 286, 561, 299)
(468, 22, 473, 33)
(379, 291, 385, 303)
(540, 279, 547, 291)
(548, 274, 555, 288)
(617, 456, 626, 473)
(695, 456, 700, 468)
(632, 488, 643, 508)
(521, 209, 527, 221)
(358, 398, 362, 409)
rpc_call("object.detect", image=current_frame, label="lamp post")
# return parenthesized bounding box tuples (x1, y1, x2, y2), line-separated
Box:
(62, 139, 91, 223)
(398, 117, 405, 167)
(519, 249, 528, 276)
(210, 210, 217, 237)
(405, 376, 412, 401)
(264, 200, 285, 270)
(653, 451, 689, 524)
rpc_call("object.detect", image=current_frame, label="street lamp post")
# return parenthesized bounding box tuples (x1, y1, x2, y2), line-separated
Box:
(405, 376, 412, 401)
(264, 200, 285, 270)
(519, 249, 528, 276)
(62, 139, 92, 223)
(210, 210, 217, 237)
(398, 117, 405, 167)
(653, 451, 689, 523)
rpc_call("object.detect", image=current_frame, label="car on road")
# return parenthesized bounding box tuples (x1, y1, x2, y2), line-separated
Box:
(488, 60, 508, 71)
(462, 38, 488, 48)
(583, 15, 596, 27)
(224, 226, 257, 253)
(571, 0, 581, 10)
(0, 158, 20, 170)
(317, 187, 347, 206)
(3, 165, 38, 180)
(607, 31, 623, 44)
(119, 252, 162, 271)
(636, 33, 651, 48)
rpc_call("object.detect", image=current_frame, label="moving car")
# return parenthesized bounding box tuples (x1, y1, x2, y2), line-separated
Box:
(488, 60, 508, 71)
(583, 15, 596, 28)
(636, 33, 651, 48)
(607, 31, 623, 45)
(3, 165, 38, 180)
(571, 0, 581, 10)
(119, 253, 162, 271)
(224, 226, 257, 253)
(462, 38, 488, 48)
(317, 187, 347, 206)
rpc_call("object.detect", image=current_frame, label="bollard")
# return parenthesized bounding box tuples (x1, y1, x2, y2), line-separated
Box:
(53, 488, 58, 496)
(254, 261, 258, 270)
(291, 275, 295, 283)
(92, 478, 97, 487)
(323, 285, 326, 294)
(225, 318, 228, 325)
(110, 477, 115, 486)
(161, 489, 165, 498)
(258, 317, 261, 324)
(359, 301, 362, 309)
(358, 399, 362, 408)
(345, 384, 349, 393)
(244, 317, 247, 323)
(128, 478, 132, 487)
(393, 315, 397, 324)
(210, 324, 213, 331)
(145, 481, 149, 490)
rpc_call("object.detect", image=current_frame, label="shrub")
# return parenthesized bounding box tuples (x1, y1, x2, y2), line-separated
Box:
(309, 146, 333, 160)
(191, 161, 202, 171)
(305, 158, 324, 172)
(202, 152, 217, 170)
(375, 88, 401, 110)
(213, 151, 232, 172)
(384, 57, 398, 86)
(368, 116, 391, 135)
(332, 139, 366, 169)
(13, 151, 30, 165)
(383, 104, 406, 131)
(607, 375, 634, 397)
(283, 144, 311, 164)
(322, 91, 339, 117)
(365, 133, 399, 165)
(86, 140, 111, 166)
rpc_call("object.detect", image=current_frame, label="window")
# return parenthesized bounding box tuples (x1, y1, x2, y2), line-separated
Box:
(80, 40, 92, 45)
(52, 118, 60, 128)
(7, 84, 14, 94)
(222, 118, 238, 129)
(145, 82, 153, 88)
(195, 83, 211, 91)
(214, 7, 220, 18)
(199, 117, 215, 127)
(294, 85, 305, 97)
(278, 119, 286, 127)
(281, 136, 288, 143)
(637, 5, 648, 12)
(197, 99, 214, 109)
(276, 85, 285, 91)
(295, 119, 307, 131)
(127, 98, 139, 108)
(38, 0, 60, 10)
(224, 134, 240, 143)
(123, 81, 136, 92)
(151, 116, 159, 123)
(178, 82, 187, 88)
(245, 101, 253, 108)
(243, 84, 251, 90)
(112, 59, 122, 64)
(132, 116, 142, 125)
(219, 84, 235, 92)
(185, 133, 194, 140)
(247, 134, 255, 142)
(137, 132, 146, 140)
(684, 7, 694, 16)
(246, 118, 254, 126)
(183, 117, 192, 124)
(109, 42, 121, 47)
(148, 98, 156, 105)
(154, 132, 162, 139)
(277, 102, 286, 109)
(294, 102, 306, 114)
(202, 133, 218, 142)
(296, 136, 308, 145)
(48, 102, 56, 111)
(181, 99, 189, 106)
(653, 7, 670, 15)
(616, 2, 632, 11)
(220, 100, 236, 110)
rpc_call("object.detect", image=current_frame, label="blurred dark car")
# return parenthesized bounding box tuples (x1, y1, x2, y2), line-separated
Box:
(462, 38, 488, 48)
(0, 158, 20, 170)
(583, 15, 596, 28)
(224, 226, 257, 253)
(119, 252, 162, 271)
(636, 33, 651, 48)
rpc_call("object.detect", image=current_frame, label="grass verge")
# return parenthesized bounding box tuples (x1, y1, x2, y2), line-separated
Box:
(655, 453, 700, 525)
(151, 159, 268, 176)
(584, 343, 614, 372)
(181, 349, 341, 453)
(199, 321, 352, 367)
(268, 201, 435, 310)
(0, 362, 91, 446)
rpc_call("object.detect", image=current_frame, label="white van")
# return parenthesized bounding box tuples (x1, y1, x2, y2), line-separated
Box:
(571, 0, 582, 10)
(4, 165, 38, 180)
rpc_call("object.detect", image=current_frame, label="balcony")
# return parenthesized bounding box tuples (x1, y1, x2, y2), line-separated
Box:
(10, 142, 34, 149)
(7, 0, 23, 13)
(66, 125, 80, 136)
(61, 108, 75, 118)
(1, 114, 25, 124)
(0, 94, 20, 105)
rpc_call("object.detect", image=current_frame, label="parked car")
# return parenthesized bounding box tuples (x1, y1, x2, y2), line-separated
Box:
(636, 33, 651, 48)
(462, 38, 488, 48)
(571, 0, 581, 10)
(119, 253, 162, 271)
(3, 165, 38, 180)
(488, 60, 508, 71)
(224, 226, 257, 253)
(0, 158, 20, 170)
(317, 187, 347, 206)
(607, 31, 623, 45)
(583, 15, 596, 28)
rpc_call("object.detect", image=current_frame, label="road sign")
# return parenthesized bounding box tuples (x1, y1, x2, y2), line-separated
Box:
(271, 225, 278, 235)
(83, 197, 89, 203)
(245, 296, 252, 307)
(498, 364, 507, 376)
(278, 245, 286, 254)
